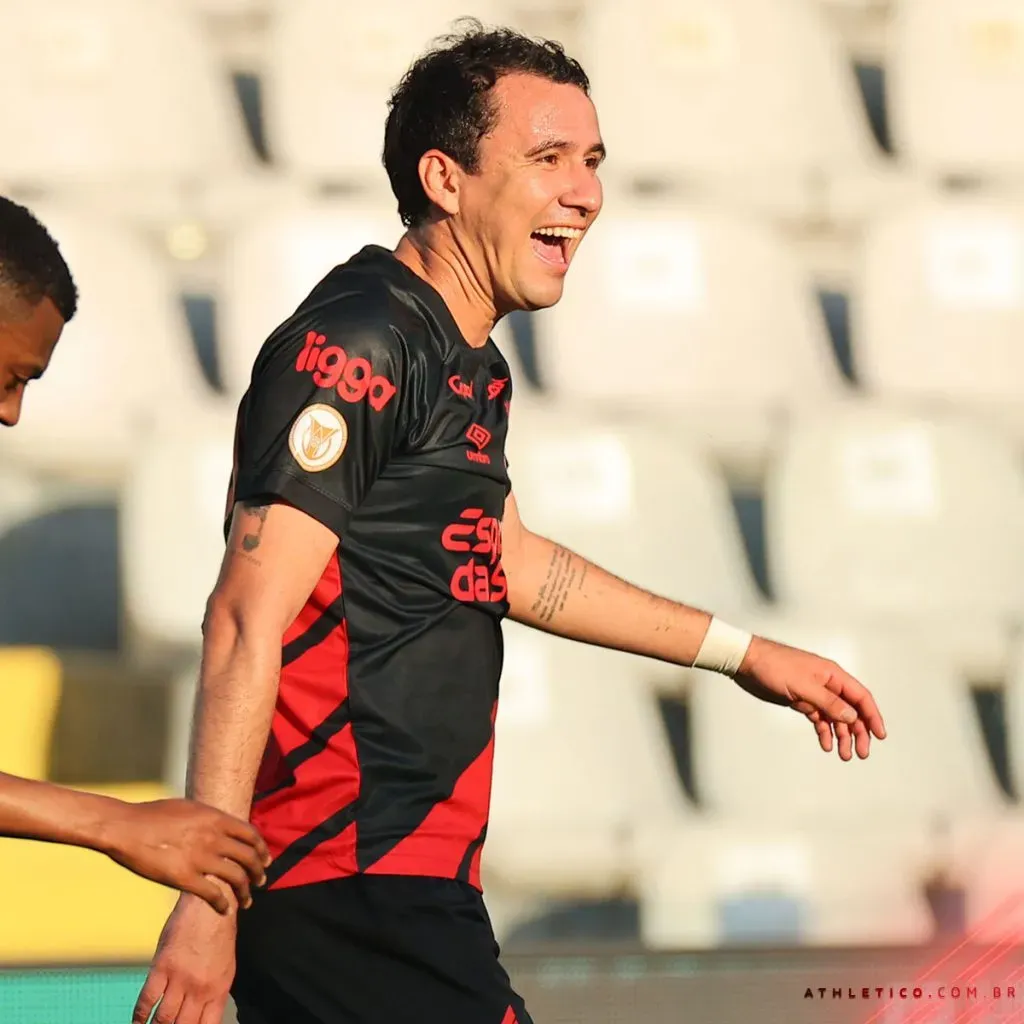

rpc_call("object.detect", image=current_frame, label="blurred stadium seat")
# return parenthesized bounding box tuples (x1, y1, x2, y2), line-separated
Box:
(641, 617, 1000, 948)
(486, 622, 692, 937)
(505, 404, 762, 687)
(0, 648, 62, 780)
(579, 0, 893, 223)
(889, 0, 1024, 179)
(218, 199, 402, 397)
(531, 198, 849, 485)
(263, 0, 504, 188)
(765, 403, 1024, 681)
(0, 206, 212, 485)
(121, 406, 236, 654)
(0, 0, 252, 195)
(854, 194, 1024, 445)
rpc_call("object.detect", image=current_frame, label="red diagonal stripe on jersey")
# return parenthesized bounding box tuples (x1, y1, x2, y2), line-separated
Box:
(283, 552, 342, 646)
(500, 1007, 517, 1024)
(366, 703, 498, 886)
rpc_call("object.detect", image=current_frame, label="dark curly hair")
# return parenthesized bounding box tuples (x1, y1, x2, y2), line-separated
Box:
(0, 196, 77, 321)
(383, 20, 591, 228)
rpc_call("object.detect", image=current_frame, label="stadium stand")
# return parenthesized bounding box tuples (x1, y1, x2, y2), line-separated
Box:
(889, 0, 1024, 180)
(854, 193, 1024, 448)
(505, 405, 762, 687)
(263, 0, 505, 188)
(530, 198, 849, 485)
(486, 622, 692, 939)
(578, 0, 898, 226)
(764, 403, 1024, 682)
(641, 616, 1003, 948)
(0, 0, 256, 230)
(0, 205, 213, 486)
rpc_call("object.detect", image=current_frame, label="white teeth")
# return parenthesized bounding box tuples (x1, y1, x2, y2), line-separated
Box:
(534, 226, 583, 240)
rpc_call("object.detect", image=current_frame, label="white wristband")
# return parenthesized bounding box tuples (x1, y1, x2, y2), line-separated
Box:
(692, 617, 753, 676)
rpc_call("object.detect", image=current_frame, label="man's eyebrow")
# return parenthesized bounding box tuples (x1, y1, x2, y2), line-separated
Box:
(524, 138, 607, 161)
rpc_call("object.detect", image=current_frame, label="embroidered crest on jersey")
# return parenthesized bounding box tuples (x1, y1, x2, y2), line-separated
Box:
(288, 404, 349, 472)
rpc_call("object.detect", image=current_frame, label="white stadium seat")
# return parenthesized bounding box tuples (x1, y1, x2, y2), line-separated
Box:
(121, 406, 236, 651)
(854, 195, 1024, 446)
(764, 403, 1024, 680)
(505, 404, 761, 629)
(578, 0, 885, 216)
(264, 0, 504, 186)
(1, 206, 212, 485)
(485, 622, 693, 930)
(641, 617, 1004, 947)
(889, 0, 1024, 178)
(0, 0, 250, 187)
(531, 199, 848, 485)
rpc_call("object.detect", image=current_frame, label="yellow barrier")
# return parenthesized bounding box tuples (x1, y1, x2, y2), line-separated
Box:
(0, 648, 176, 963)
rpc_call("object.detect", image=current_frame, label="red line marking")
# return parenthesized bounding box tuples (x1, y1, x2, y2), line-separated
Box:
(862, 894, 1024, 1024)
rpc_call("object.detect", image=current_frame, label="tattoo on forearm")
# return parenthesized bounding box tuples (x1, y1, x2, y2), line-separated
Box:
(530, 545, 587, 623)
(238, 503, 269, 564)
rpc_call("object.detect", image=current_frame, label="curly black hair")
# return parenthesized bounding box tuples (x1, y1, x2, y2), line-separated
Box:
(383, 19, 591, 228)
(0, 196, 77, 321)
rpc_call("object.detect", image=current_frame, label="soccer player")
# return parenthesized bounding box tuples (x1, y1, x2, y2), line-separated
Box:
(0, 195, 271, 914)
(135, 25, 887, 1024)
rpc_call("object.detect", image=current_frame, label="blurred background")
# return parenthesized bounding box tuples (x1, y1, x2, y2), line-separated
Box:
(4, 0, 1024, 1021)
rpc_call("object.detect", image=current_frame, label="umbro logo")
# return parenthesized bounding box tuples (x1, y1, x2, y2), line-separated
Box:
(466, 424, 492, 465)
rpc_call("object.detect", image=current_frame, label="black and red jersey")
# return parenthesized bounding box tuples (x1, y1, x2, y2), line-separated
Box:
(227, 246, 513, 892)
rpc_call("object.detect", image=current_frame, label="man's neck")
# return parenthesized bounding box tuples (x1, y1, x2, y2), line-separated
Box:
(393, 229, 498, 349)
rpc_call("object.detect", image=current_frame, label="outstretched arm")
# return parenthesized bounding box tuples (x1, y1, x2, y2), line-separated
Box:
(501, 491, 886, 759)
(0, 772, 270, 913)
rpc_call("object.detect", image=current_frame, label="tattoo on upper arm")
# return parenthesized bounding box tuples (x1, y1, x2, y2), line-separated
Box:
(237, 503, 269, 565)
(530, 545, 587, 623)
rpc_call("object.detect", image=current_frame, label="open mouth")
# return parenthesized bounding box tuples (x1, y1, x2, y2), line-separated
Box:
(530, 226, 583, 269)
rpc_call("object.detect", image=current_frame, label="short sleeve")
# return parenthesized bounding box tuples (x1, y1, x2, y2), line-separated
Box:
(232, 311, 406, 538)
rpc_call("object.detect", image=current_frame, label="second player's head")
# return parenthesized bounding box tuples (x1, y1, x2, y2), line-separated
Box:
(384, 21, 604, 316)
(0, 197, 77, 427)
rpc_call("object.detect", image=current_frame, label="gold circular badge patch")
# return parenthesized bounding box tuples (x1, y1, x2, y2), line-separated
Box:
(288, 404, 348, 473)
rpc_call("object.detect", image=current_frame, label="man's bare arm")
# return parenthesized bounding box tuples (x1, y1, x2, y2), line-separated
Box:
(501, 491, 712, 665)
(186, 500, 339, 821)
(501, 491, 885, 754)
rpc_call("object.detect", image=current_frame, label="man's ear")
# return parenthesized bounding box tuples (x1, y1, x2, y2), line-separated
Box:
(417, 149, 463, 217)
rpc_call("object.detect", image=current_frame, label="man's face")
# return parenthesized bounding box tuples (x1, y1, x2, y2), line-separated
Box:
(0, 297, 65, 427)
(454, 73, 605, 314)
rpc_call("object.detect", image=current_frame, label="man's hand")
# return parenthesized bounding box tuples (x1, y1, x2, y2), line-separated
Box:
(132, 894, 236, 1024)
(99, 798, 270, 915)
(735, 637, 888, 761)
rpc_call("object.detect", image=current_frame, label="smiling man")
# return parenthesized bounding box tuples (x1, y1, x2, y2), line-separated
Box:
(136, 22, 886, 1024)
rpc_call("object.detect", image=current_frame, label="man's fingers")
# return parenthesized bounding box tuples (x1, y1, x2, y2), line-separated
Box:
(853, 718, 872, 760)
(188, 875, 230, 916)
(834, 721, 854, 762)
(132, 971, 168, 1024)
(218, 837, 267, 887)
(226, 818, 272, 866)
(151, 981, 185, 1024)
(168, 994, 203, 1024)
(200, 1001, 228, 1024)
(835, 670, 887, 739)
(206, 856, 252, 909)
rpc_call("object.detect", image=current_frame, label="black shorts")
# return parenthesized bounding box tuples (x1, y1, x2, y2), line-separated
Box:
(232, 874, 534, 1024)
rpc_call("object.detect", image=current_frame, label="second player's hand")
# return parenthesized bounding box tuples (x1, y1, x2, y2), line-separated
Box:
(733, 636, 887, 761)
(133, 894, 236, 1024)
(100, 798, 270, 914)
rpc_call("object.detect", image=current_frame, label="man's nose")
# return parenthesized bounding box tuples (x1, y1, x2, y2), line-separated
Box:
(0, 392, 23, 427)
